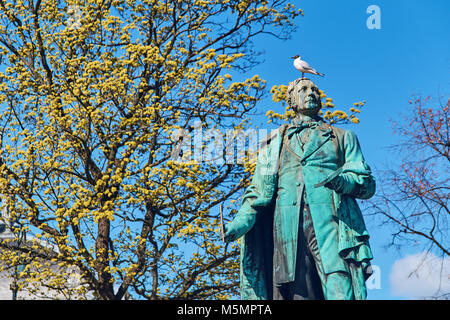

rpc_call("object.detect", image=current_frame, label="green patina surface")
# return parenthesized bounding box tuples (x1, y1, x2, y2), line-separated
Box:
(224, 78, 376, 300)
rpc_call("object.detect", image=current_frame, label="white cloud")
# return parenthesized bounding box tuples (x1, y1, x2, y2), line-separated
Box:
(390, 251, 450, 299)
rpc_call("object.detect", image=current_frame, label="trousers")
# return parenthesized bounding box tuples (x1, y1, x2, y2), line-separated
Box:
(273, 200, 354, 300)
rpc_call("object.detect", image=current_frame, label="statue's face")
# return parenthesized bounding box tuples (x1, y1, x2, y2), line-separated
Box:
(288, 79, 321, 116)
(296, 81, 321, 114)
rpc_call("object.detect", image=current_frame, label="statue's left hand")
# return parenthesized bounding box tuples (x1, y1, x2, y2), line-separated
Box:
(324, 175, 346, 193)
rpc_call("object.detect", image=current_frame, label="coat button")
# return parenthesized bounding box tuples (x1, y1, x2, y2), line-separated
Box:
(296, 182, 300, 186)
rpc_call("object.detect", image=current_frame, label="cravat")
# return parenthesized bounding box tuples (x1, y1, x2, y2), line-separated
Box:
(286, 121, 319, 139)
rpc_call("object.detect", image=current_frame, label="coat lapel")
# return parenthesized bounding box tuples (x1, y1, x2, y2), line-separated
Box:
(286, 120, 333, 163)
(301, 127, 333, 162)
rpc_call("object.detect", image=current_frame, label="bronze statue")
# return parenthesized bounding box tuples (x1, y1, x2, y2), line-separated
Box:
(224, 78, 375, 300)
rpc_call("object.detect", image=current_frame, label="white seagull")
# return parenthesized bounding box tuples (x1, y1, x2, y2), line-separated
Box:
(291, 54, 325, 78)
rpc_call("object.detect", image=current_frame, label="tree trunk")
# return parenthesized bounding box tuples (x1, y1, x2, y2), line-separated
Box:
(95, 217, 115, 299)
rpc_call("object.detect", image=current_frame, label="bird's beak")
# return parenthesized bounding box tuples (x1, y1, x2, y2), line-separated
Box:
(291, 56, 296, 59)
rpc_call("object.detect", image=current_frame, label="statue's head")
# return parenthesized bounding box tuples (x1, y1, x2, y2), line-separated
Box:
(287, 78, 322, 117)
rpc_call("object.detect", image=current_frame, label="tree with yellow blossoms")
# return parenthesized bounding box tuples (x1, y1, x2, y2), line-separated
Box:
(0, 0, 306, 300)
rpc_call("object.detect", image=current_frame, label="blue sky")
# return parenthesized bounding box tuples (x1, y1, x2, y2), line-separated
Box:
(244, 0, 449, 299)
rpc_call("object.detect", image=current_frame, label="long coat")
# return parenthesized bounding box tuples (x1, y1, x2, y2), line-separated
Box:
(233, 120, 375, 300)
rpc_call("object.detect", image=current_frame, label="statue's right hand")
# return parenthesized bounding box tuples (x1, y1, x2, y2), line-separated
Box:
(224, 225, 238, 243)
(223, 215, 256, 242)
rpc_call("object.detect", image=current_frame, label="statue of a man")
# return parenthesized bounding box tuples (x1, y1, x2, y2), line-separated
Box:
(224, 78, 375, 300)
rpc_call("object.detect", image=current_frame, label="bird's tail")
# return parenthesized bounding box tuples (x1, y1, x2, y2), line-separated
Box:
(316, 71, 325, 77)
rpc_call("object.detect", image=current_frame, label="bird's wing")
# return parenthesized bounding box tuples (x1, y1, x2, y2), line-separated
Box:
(299, 60, 314, 70)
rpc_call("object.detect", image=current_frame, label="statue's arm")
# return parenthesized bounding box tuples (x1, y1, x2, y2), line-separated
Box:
(223, 193, 258, 242)
(325, 130, 376, 199)
(224, 148, 268, 242)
